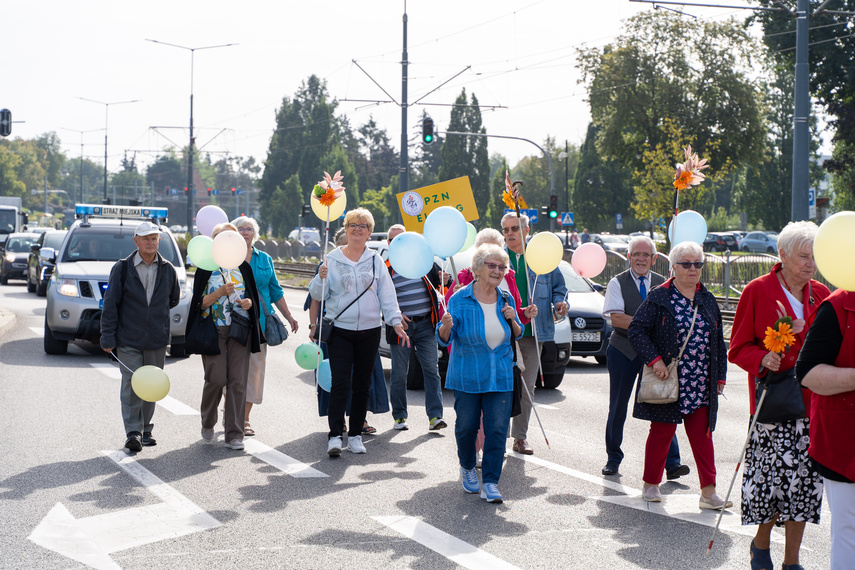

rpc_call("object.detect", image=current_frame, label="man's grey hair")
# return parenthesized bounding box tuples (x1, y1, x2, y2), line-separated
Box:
(668, 241, 704, 267)
(501, 212, 529, 231)
(777, 220, 818, 257)
(628, 235, 656, 257)
(231, 216, 260, 244)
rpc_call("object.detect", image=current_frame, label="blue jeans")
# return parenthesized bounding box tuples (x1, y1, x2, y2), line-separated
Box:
(605, 345, 681, 469)
(390, 318, 443, 421)
(453, 390, 512, 485)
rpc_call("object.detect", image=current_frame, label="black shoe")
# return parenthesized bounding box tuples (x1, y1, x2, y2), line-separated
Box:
(666, 464, 690, 480)
(124, 434, 142, 452)
(142, 432, 157, 446)
(602, 462, 619, 476)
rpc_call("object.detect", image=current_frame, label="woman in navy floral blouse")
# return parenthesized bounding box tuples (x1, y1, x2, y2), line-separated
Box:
(628, 241, 729, 509)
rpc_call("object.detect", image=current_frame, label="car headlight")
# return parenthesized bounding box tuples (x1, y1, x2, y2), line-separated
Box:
(58, 279, 80, 297)
(4, 253, 13, 263)
(180, 280, 189, 299)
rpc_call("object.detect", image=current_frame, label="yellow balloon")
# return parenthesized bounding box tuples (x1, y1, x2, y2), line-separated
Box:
(131, 365, 170, 402)
(526, 232, 564, 275)
(814, 211, 855, 291)
(311, 191, 347, 222)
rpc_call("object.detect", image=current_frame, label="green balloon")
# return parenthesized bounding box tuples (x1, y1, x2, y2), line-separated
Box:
(459, 222, 477, 253)
(295, 342, 321, 370)
(187, 235, 219, 271)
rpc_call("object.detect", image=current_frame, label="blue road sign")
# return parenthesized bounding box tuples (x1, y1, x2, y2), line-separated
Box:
(504, 208, 538, 224)
(560, 212, 574, 226)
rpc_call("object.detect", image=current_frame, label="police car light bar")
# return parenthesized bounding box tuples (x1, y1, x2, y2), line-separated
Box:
(75, 204, 168, 223)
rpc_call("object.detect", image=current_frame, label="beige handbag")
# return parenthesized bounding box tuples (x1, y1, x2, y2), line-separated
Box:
(637, 306, 698, 404)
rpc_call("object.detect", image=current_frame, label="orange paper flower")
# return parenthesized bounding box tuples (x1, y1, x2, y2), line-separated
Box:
(318, 187, 337, 207)
(673, 144, 709, 191)
(503, 170, 525, 209)
(763, 321, 796, 354)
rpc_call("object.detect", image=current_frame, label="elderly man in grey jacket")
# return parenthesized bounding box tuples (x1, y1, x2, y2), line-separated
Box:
(101, 221, 179, 453)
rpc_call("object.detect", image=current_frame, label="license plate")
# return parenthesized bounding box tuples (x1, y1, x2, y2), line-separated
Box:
(572, 332, 600, 342)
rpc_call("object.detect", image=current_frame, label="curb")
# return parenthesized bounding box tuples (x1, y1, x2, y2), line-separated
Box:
(0, 307, 16, 338)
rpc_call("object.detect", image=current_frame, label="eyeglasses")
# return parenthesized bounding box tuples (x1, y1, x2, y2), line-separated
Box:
(676, 261, 704, 269)
(631, 252, 652, 259)
(348, 223, 369, 230)
(501, 225, 520, 234)
(237, 227, 254, 234)
(485, 262, 508, 272)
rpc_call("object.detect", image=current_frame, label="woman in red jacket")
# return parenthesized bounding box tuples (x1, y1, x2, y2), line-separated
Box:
(729, 221, 830, 570)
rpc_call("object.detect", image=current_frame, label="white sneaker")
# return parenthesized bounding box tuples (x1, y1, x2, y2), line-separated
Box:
(327, 436, 342, 457)
(201, 427, 215, 443)
(225, 439, 244, 450)
(393, 418, 409, 430)
(349, 435, 367, 454)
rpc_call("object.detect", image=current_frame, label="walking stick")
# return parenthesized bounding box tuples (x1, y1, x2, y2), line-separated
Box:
(706, 380, 771, 556)
(315, 211, 332, 385)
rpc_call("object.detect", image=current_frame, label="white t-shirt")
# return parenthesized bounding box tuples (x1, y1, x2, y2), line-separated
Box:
(479, 300, 504, 350)
(781, 283, 805, 320)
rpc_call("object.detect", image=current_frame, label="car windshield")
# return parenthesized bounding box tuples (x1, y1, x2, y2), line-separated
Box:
(43, 232, 67, 249)
(61, 226, 180, 265)
(5, 236, 37, 252)
(558, 261, 595, 293)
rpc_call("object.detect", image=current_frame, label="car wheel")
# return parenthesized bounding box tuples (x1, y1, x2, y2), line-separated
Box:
(595, 355, 608, 366)
(169, 343, 187, 358)
(44, 318, 68, 355)
(36, 280, 47, 297)
(767, 246, 775, 253)
(27, 275, 36, 293)
(541, 370, 564, 389)
(742, 246, 750, 252)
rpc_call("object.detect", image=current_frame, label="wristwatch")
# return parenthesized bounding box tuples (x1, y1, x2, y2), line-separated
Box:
(308, 324, 317, 329)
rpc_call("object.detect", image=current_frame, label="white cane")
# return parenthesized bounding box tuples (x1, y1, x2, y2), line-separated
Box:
(315, 211, 332, 385)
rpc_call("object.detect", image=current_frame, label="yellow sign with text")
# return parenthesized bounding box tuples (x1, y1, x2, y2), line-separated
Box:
(396, 176, 479, 233)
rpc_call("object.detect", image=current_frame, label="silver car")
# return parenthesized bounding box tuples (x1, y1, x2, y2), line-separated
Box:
(741, 231, 779, 253)
(44, 205, 192, 356)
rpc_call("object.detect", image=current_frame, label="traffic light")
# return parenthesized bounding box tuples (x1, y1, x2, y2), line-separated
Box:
(422, 116, 434, 144)
(301, 204, 311, 217)
(0, 109, 11, 137)
(540, 205, 548, 220)
(231, 187, 236, 196)
(548, 195, 559, 219)
(207, 187, 212, 196)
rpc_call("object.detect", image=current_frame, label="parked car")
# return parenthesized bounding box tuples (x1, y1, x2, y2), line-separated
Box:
(44, 205, 192, 356)
(703, 232, 739, 253)
(0, 233, 39, 284)
(725, 231, 745, 249)
(288, 227, 320, 245)
(590, 234, 629, 255)
(27, 229, 67, 296)
(741, 231, 779, 253)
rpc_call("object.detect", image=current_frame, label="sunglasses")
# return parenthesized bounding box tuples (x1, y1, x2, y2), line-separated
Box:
(348, 223, 369, 230)
(485, 262, 508, 272)
(501, 225, 520, 234)
(676, 261, 704, 269)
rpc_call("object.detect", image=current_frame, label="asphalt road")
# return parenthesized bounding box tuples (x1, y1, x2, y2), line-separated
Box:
(0, 281, 833, 569)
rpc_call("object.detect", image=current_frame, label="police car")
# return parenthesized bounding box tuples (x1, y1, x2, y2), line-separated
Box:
(43, 205, 192, 356)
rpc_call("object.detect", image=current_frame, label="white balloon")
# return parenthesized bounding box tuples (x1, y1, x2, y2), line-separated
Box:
(196, 205, 229, 237)
(211, 231, 247, 269)
(311, 191, 347, 221)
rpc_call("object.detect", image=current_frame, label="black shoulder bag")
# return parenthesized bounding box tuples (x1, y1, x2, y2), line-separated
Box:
(754, 368, 806, 424)
(319, 258, 375, 344)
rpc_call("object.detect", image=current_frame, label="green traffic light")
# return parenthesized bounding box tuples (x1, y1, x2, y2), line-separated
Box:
(424, 135, 433, 143)
(549, 210, 558, 219)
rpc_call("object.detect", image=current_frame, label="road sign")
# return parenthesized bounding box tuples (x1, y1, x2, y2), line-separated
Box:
(504, 208, 538, 224)
(560, 212, 574, 226)
(616, 213, 623, 230)
(808, 188, 816, 219)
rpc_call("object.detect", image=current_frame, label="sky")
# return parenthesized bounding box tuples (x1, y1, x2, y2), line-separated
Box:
(5, 0, 759, 185)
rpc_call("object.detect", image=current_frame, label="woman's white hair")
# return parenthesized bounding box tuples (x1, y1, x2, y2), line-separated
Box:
(668, 241, 704, 267)
(474, 228, 504, 248)
(777, 220, 818, 257)
(231, 216, 260, 244)
(471, 243, 510, 274)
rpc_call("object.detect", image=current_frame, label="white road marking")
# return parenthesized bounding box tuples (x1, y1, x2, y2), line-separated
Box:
(372, 516, 520, 570)
(533, 403, 558, 410)
(29, 326, 42, 336)
(508, 448, 641, 496)
(90, 361, 121, 379)
(243, 439, 328, 478)
(89, 363, 196, 415)
(28, 450, 220, 570)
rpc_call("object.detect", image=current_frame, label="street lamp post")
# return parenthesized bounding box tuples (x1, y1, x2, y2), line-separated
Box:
(559, 143, 569, 236)
(146, 39, 237, 234)
(60, 127, 103, 205)
(77, 98, 140, 203)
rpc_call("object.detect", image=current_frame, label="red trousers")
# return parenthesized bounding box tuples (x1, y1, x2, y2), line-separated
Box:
(643, 406, 716, 488)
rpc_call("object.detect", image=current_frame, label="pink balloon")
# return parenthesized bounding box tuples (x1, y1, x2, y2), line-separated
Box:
(571, 242, 607, 278)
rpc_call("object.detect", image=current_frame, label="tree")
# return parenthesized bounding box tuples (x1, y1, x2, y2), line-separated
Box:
(573, 123, 634, 232)
(411, 110, 443, 190)
(0, 144, 26, 198)
(577, 10, 766, 178)
(484, 158, 510, 230)
(508, 137, 578, 230)
(440, 89, 490, 224)
(145, 152, 184, 195)
(267, 174, 303, 238)
(355, 117, 399, 193)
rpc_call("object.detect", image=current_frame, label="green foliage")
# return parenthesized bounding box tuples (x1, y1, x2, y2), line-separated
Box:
(577, 10, 766, 182)
(268, 174, 303, 238)
(0, 144, 26, 197)
(706, 207, 741, 232)
(484, 158, 510, 230)
(573, 123, 634, 232)
(145, 152, 184, 192)
(411, 110, 443, 190)
(440, 89, 490, 225)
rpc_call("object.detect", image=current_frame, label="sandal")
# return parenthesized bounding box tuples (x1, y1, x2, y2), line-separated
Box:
(362, 423, 377, 435)
(244, 422, 255, 437)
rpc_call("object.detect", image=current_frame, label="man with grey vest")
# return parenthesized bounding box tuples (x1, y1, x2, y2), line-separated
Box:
(601, 235, 687, 478)
(386, 224, 451, 431)
(101, 221, 180, 453)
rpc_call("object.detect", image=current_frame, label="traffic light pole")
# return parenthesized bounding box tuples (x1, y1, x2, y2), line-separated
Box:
(443, 130, 556, 230)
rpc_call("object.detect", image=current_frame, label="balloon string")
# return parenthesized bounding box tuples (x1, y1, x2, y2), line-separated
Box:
(110, 353, 135, 374)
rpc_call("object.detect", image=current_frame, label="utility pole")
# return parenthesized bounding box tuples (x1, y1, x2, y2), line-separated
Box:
(399, 10, 409, 197)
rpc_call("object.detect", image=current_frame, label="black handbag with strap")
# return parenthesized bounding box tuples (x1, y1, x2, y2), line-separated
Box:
(754, 367, 806, 424)
(259, 296, 288, 346)
(185, 301, 220, 355)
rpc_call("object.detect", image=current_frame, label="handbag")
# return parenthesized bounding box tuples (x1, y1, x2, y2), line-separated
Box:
(220, 270, 251, 346)
(260, 296, 288, 346)
(185, 303, 220, 355)
(637, 305, 698, 405)
(754, 367, 806, 424)
(318, 260, 375, 344)
(503, 293, 524, 417)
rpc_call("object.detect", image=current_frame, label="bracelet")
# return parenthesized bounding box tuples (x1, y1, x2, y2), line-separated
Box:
(308, 324, 317, 329)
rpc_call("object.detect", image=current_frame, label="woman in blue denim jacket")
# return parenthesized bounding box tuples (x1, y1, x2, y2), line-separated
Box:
(438, 244, 533, 503)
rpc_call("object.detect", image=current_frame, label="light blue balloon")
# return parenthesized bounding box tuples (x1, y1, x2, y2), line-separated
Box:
(318, 359, 331, 392)
(389, 231, 434, 279)
(668, 210, 707, 246)
(424, 206, 467, 258)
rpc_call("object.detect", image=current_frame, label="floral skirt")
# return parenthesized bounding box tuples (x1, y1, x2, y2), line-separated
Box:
(741, 417, 823, 526)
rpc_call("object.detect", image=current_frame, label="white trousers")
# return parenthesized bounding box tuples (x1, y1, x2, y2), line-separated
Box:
(825, 478, 855, 570)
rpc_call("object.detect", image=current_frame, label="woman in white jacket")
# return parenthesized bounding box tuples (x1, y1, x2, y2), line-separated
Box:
(310, 208, 409, 457)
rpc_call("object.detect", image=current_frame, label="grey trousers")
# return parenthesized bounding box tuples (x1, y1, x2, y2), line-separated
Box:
(201, 326, 251, 442)
(117, 345, 166, 437)
(510, 336, 542, 441)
